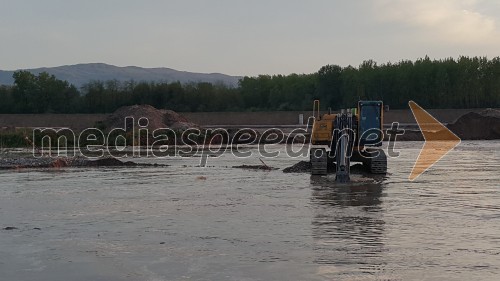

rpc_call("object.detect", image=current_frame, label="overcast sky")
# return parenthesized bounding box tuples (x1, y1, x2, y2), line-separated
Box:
(1, 0, 500, 75)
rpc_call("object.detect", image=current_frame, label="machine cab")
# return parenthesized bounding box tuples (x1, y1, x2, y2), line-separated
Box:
(357, 101, 383, 146)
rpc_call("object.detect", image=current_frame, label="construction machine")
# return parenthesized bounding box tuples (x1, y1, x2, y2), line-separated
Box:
(310, 100, 387, 182)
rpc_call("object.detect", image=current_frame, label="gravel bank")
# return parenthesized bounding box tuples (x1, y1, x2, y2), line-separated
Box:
(0, 156, 167, 170)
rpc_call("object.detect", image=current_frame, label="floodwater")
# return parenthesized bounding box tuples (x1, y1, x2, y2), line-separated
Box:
(0, 141, 499, 281)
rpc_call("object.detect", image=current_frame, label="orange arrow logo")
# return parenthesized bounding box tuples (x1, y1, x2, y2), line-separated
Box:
(408, 101, 461, 181)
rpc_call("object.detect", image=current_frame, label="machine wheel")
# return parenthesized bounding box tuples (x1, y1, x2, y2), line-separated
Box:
(363, 148, 387, 174)
(310, 148, 328, 175)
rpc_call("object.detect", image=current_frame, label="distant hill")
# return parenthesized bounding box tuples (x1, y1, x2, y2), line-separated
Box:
(0, 63, 241, 87)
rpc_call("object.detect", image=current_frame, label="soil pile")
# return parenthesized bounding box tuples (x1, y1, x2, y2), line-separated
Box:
(232, 164, 279, 171)
(163, 109, 198, 130)
(447, 108, 500, 140)
(70, 157, 137, 167)
(0, 156, 168, 170)
(283, 161, 311, 173)
(103, 105, 198, 131)
(389, 108, 500, 141)
(283, 161, 365, 174)
(479, 108, 500, 118)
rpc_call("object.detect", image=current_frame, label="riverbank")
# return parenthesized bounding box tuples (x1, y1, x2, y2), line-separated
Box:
(0, 108, 495, 129)
(1, 107, 499, 148)
(0, 155, 168, 170)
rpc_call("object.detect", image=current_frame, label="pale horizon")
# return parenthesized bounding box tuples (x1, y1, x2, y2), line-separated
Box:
(2, 0, 500, 76)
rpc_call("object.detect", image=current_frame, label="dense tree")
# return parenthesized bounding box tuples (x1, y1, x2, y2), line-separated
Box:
(0, 85, 14, 113)
(1, 56, 499, 114)
(10, 71, 79, 113)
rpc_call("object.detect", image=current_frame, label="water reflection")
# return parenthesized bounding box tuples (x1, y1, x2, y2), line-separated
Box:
(310, 177, 387, 275)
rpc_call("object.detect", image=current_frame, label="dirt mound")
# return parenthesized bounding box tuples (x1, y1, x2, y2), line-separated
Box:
(283, 161, 311, 173)
(232, 164, 278, 171)
(479, 108, 500, 118)
(283, 161, 366, 174)
(78, 157, 137, 167)
(103, 105, 198, 131)
(391, 108, 500, 141)
(0, 156, 169, 170)
(447, 109, 500, 140)
(164, 109, 189, 124)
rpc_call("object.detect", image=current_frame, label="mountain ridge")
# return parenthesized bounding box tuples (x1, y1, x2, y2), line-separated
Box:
(0, 63, 242, 87)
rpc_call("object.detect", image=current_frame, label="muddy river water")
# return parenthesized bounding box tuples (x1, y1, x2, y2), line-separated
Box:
(0, 141, 499, 281)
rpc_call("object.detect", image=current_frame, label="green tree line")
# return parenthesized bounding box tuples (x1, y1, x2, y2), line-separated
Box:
(1, 56, 499, 114)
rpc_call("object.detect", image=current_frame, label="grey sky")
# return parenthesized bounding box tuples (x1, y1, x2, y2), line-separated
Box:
(1, 0, 500, 76)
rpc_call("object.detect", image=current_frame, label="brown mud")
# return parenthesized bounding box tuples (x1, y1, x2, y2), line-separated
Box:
(103, 104, 198, 131)
(0, 157, 168, 170)
(388, 108, 500, 141)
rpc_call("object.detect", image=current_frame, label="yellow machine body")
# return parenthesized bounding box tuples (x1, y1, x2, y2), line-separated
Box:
(311, 100, 384, 146)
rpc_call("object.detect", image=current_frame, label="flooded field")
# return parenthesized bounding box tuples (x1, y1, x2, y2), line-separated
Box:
(0, 141, 499, 281)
